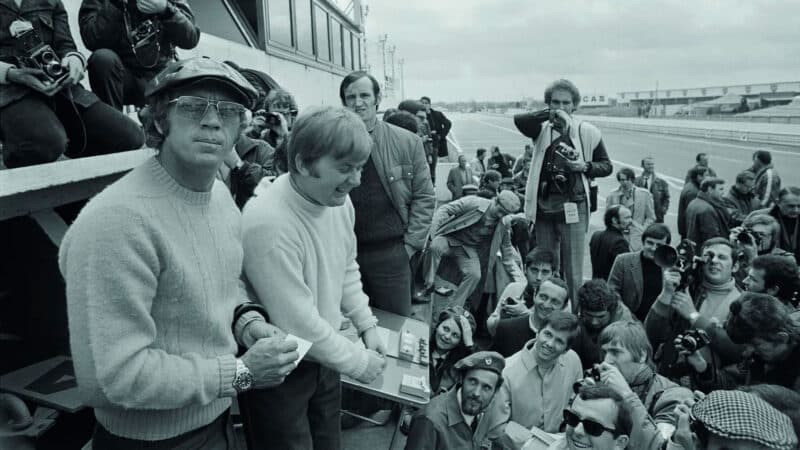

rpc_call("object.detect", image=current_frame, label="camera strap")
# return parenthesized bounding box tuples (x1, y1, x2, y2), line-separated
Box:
(122, 3, 162, 69)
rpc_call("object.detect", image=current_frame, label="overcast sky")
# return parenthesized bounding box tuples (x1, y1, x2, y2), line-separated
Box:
(363, 0, 800, 102)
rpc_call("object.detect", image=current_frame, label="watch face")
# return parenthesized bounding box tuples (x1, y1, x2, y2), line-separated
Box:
(234, 370, 254, 392)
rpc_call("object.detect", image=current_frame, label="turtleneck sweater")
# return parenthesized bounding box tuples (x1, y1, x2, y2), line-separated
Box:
(59, 157, 243, 440)
(697, 278, 740, 326)
(241, 174, 377, 379)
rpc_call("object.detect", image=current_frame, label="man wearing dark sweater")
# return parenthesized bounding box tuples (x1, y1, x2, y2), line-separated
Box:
(589, 205, 632, 280)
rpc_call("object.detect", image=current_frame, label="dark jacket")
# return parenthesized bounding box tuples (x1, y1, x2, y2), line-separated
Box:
(446, 166, 475, 200)
(0, 0, 98, 108)
(79, 0, 199, 75)
(635, 173, 670, 222)
(607, 252, 645, 317)
(589, 228, 630, 280)
(491, 315, 534, 357)
(693, 344, 800, 393)
(573, 302, 633, 369)
(677, 181, 700, 238)
(723, 185, 760, 226)
(753, 163, 781, 208)
(426, 108, 451, 156)
(685, 191, 732, 246)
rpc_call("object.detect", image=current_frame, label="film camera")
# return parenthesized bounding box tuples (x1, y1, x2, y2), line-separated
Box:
(572, 366, 602, 393)
(13, 27, 68, 84)
(677, 329, 711, 353)
(654, 239, 703, 292)
(584, 366, 601, 382)
(130, 19, 160, 50)
(736, 227, 762, 247)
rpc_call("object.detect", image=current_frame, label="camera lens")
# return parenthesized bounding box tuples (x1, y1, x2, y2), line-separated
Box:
(40, 50, 56, 64)
(45, 61, 64, 77)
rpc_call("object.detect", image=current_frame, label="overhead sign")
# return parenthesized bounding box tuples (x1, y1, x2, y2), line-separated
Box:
(581, 94, 610, 106)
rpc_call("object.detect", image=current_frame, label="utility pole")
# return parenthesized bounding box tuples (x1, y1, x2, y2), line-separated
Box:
(378, 34, 388, 96)
(398, 58, 405, 99)
(388, 45, 396, 98)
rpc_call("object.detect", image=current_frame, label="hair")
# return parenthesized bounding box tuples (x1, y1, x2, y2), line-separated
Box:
(641, 223, 672, 244)
(539, 276, 569, 298)
(736, 170, 757, 184)
(525, 247, 558, 269)
(397, 99, 426, 115)
(743, 213, 780, 248)
(739, 384, 800, 438)
(616, 167, 636, 182)
(696, 152, 708, 163)
(382, 108, 398, 120)
(725, 292, 800, 345)
(701, 237, 735, 254)
(640, 156, 654, 167)
(604, 205, 625, 229)
(142, 81, 249, 150)
(544, 79, 581, 106)
(261, 87, 297, 112)
(598, 320, 654, 364)
(476, 148, 487, 158)
(481, 169, 502, 187)
(541, 310, 581, 348)
(491, 145, 501, 154)
(433, 306, 477, 350)
(383, 110, 419, 134)
(753, 149, 773, 165)
(339, 71, 381, 104)
(578, 279, 619, 314)
(287, 106, 371, 175)
(700, 177, 725, 192)
(573, 384, 632, 437)
(750, 255, 800, 304)
(420, 96, 431, 103)
(688, 165, 709, 185)
(778, 186, 800, 201)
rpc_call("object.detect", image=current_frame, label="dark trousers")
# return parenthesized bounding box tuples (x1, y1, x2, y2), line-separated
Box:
(357, 239, 412, 317)
(238, 362, 341, 450)
(0, 92, 144, 169)
(87, 49, 151, 111)
(92, 410, 235, 450)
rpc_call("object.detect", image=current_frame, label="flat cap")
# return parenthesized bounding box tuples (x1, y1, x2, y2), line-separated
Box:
(453, 351, 505, 377)
(496, 190, 521, 213)
(692, 390, 798, 450)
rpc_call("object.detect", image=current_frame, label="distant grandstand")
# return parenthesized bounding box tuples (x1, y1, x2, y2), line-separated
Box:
(736, 95, 800, 123)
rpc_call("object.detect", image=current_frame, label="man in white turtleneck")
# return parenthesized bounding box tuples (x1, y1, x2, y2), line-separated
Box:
(644, 237, 742, 376)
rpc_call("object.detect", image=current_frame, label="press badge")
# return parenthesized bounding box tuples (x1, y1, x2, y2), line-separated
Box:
(564, 202, 579, 224)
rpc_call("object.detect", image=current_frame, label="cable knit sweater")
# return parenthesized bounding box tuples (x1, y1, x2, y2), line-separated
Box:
(242, 174, 377, 380)
(59, 157, 243, 440)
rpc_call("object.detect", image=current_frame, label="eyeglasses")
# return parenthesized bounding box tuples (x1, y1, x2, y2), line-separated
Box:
(168, 96, 245, 123)
(563, 409, 617, 437)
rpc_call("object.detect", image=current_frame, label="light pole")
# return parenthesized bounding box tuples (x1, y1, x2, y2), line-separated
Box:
(398, 58, 405, 99)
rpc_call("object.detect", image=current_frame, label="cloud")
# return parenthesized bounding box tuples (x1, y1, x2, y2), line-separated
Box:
(365, 0, 800, 101)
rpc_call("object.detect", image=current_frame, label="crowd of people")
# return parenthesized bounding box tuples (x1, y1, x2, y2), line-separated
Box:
(1, 2, 800, 450)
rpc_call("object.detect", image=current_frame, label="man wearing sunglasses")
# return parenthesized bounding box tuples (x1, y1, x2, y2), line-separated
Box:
(547, 384, 631, 450)
(60, 57, 300, 448)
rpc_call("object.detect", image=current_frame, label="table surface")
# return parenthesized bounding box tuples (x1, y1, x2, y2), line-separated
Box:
(341, 308, 431, 407)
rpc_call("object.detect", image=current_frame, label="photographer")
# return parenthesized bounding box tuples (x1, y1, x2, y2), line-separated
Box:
(0, 1, 144, 168)
(750, 187, 800, 263)
(79, 0, 200, 110)
(682, 293, 800, 392)
(644, 238, 743, 378)
(744, 255, 800, 308)
(514, 79, 613, 302)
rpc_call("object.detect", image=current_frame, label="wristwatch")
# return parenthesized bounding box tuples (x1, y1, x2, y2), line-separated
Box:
(232, 358, 254, 393)
(688, 311, 701, 325)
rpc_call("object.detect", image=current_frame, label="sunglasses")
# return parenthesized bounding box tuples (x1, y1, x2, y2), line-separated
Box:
(168, 96, 245, 123)
(563, 409, 617, 437)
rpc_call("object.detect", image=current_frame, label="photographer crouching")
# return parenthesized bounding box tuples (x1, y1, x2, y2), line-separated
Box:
(730, 213, 796, 289)
(79, 0, 199, 110)
(644, 238, 744, 381)
(0, 1, 144, 168)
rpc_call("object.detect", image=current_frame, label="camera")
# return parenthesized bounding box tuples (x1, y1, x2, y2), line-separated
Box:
(130, 19, 160, 49)
(677, 329, 711, 353)
(736, 227, 762, 247)
(654, 239, 703, 291)
(265, 112, 283, 127)
(14, 28, 68, 84)
(584, 366, 601, 382)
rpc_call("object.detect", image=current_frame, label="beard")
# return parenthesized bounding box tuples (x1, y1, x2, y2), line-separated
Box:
(461, 393, 488, 416)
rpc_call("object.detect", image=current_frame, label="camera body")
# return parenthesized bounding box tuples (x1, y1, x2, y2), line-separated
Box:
(737, 227, 762, 247)
(264, 112, 282, 127)
(130, 19, 160, 50)
(678, 329, 711, 353)
(14, 28, 68, 84)
(654, 239, 703, 291)
(584, 366, 601, 382)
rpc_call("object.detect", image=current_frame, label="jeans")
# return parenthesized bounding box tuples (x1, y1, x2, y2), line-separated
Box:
(0, 92, 144, 168)
(238, 362, 341, 450)
(87, 49, 151, 111)
(91, 410, 234, 450)
(534, 202, 589, 308)
(426, 236, 482, 310)
(357, 239, 412, 317)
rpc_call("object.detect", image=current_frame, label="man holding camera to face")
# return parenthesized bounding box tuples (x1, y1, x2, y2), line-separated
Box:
(0, 0, 144, 168)
(79, 0, 200, 110)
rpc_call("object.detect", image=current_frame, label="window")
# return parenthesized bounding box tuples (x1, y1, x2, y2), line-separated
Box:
(192, 0, 249, 45)
(343, 31, 352, 70)
(295, 0, 314, 54)
(314, 6, 329, 61)
(229, 0, 259, 39)
(331, 20, 342, 66)
(356, 37, 362, 69)
(268, 0, 293, 46)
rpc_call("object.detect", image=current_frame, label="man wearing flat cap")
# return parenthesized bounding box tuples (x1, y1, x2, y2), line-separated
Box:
(514, 79, 613, 303)
(406, 351, 510, 450)
(424, 191, 526, 313)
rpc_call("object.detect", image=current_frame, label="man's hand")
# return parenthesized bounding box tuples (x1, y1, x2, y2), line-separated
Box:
(269, 112, 290, 138)
(670, 403, 697, 450)
(7, 67, 61, 96)
(661, 269, 682, 297)
(673, 335, 708, 373)
(362, 327, 387, 356)
(597, 363, 634, 397)
(501, 299, 528, 318)
(670, 291, 697, 320)
(551, 109, 573, 132)
(355, 349, 386, 384)
(241, 336, 299, 389)
(60, 55, 84, 86)
(137, 0, 168, 14)
(241, 320, 285, 348)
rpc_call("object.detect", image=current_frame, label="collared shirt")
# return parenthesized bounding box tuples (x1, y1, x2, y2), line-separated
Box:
(499, 340, 583, 433)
